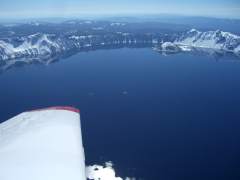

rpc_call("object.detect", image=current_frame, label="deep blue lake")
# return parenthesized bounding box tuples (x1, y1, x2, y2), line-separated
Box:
(0, 48, 240, 180)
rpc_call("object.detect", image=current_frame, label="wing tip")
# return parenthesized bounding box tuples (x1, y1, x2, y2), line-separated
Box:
(28, 106, 80, 113)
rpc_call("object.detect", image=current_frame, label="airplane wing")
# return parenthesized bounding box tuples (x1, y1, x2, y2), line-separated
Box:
(0, 106, 86, 180)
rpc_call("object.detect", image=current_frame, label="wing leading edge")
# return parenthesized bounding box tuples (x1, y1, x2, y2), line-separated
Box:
(0, 106, 86, 180)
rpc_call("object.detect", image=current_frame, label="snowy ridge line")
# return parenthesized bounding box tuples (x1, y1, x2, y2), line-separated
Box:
(0, 32, 155, 61)
(0, 33, 64, 61)
(1, 29, 240, 63)
(175, 29, 240, 53)
(155, 29, 240, 54)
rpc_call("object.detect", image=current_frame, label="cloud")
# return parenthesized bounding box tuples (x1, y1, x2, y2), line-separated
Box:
(86, 162, 135, 180)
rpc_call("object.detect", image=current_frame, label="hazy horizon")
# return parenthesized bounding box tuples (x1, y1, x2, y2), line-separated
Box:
(1, 14, 240, 24)
(1, 0, 240, 20)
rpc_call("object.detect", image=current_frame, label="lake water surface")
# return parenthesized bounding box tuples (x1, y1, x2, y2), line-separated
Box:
(0, 48, 240, 180)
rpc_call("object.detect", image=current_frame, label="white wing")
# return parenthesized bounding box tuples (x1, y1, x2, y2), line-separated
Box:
(0, 106, 86, 180)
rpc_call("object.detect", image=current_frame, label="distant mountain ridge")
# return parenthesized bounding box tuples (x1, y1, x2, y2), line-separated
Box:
(0, 21, 240, 71)
(156, 29, 240, 54)
(175, 29, 240, 53)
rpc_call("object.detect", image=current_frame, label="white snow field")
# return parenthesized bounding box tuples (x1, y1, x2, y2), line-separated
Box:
(0, 106, 86, 180)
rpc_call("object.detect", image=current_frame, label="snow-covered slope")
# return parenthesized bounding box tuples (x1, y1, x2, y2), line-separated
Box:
(0, 33, 64, 60)
(175, 29, 240, 53)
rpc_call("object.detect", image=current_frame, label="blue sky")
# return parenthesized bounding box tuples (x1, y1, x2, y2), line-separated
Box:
(1, 0, 240, 19)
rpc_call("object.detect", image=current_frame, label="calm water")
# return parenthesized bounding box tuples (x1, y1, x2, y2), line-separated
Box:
(1, 48, 240, 180)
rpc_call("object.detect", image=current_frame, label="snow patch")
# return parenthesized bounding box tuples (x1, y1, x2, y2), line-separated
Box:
(110, 23, 126, 26)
